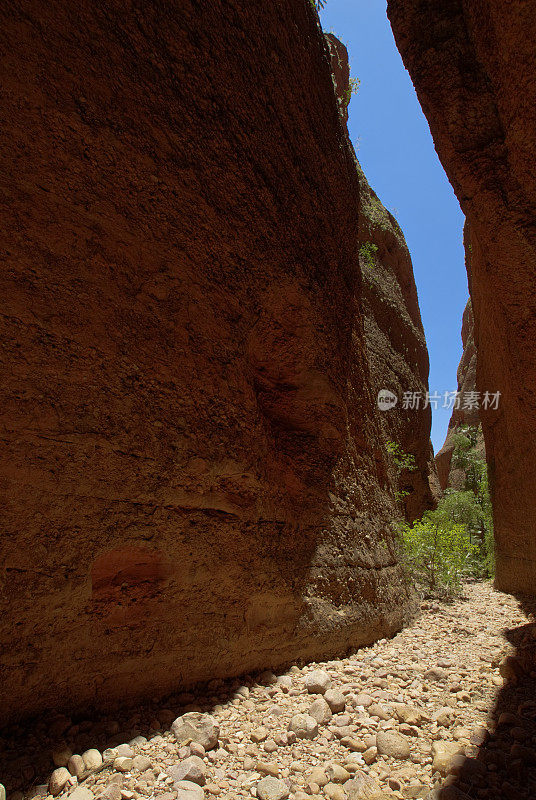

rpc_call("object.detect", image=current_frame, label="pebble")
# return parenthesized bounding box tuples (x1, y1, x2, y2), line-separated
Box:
(256, 760, 279, 777)
(3, 583, 531, 800)
(67, 754, 86, 777)
(288, 714, 318, 739)
(82, 749, 103, 770)
(113, 757, 133, 772)
(251, 727, 269, 743)
(256, 776, 290, 800)
(431, 741, 462, 775)
(324, 783, 346, 800)
(172, 713, 219, 751)
(309, 697, 332, 725)
(115, 744, 134, 758)
(362, 746, 378, 765)
(132, 755, 151, 772)
(170, 756, 206, 786)
(304, 669, 331, 694)
(324, 689, 346, 713)
(48, 768, 71, 796)
(325, 763, 351, 783)
(309, 767, 329, 787)
(175, 780, 205, 800)
(97, 786, 122, 800)
(376, 730, 411, 759)
(68, 788, 93, 800)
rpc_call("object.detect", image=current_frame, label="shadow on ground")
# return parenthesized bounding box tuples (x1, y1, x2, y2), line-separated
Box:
(432, 595, 536, 800)
(0, 676, 246, 797)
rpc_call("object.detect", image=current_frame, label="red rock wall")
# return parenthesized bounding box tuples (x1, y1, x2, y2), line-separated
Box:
(388, 0, 536, 594)
(435, 290, 484, 491)
(0, 1, 418, 724)
(357, 164, 440, 521)
(326, 34, 439, 523)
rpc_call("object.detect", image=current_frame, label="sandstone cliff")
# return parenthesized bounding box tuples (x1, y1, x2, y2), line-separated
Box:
(0, 1, 426, 724)
(435, 291, 485, 491)
(326, 34, 439, 523)
(388, 0, 536, 594)
(357, 166, 440, 521)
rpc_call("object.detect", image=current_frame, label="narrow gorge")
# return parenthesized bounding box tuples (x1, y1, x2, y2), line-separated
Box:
(1, 1, 536, 800)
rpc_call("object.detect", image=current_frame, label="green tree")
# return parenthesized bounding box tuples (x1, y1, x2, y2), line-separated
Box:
(400, 424, 495, 595)
(451, 425, 485, 494)
(451, 425, 494, 576)
(400, 511, 478, 596)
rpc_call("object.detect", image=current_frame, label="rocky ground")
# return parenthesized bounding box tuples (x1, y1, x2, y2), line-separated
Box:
(2, 581, 536, 800)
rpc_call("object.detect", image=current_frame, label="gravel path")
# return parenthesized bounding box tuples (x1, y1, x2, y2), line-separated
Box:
(3, 581, 535, 800)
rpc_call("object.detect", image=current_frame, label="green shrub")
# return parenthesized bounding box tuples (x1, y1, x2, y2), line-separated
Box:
(341, 76, 360, 109)
(360, 241, 379, 269)
(386, 440, 417, 472)
(399, 513, 478, 596)
(450, 425, 495, 576)
(385, 440, 417, 504)
(399, 425, 495, 595)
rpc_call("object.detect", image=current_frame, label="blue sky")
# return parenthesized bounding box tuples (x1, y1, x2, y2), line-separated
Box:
(319, 0, 468, 453)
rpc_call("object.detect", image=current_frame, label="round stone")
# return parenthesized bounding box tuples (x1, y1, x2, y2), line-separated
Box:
(256, 776, 290, 800)
(304, 669, 331, 694)
(175, 781, 205, 800)
(169, 756, 206, 786)
(309, 697, 332, 725)
(67, 754, 85, 777)
(49, 768, 71, 797)
(376, 731, 411, 759)
(288, 713, 319, 739)
(113, 756, 133, 772)
(324, 689, 346, 713)
(172, 713, 220, 751)
(82, 749, 103, 771)
(132, 755, 152, 772)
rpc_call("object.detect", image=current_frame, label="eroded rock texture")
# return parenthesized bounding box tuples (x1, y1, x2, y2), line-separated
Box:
(357, 166, 440, 521)
(388, 0, 536, 593)
(326, 35, 439, 522)
(435, 293, 485, 491)
(0, 1, 419, 724)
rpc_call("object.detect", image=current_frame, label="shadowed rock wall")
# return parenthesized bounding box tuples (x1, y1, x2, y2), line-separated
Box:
(0, 0, 421, 724)
(388, 0, 536, 594)
(326, 34, 439, 523)
(435, 292, 485, 491)
(357, 165, 440, 521)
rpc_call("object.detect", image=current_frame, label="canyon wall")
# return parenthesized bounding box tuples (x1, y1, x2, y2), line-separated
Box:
(388, 0, 536, 594)
(435, 294, 485, 491)
(327, 34, 439, 523)
(356, 164, 440, 520)
(0, 0, 430, 724)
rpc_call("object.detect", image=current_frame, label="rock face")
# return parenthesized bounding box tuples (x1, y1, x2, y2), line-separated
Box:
(357, 163, 440, 520)
(326, 35, 440, 522)
(435, 287, 485, 491)
(0, 1, 426, 723)
(388, 0, 536, 593)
